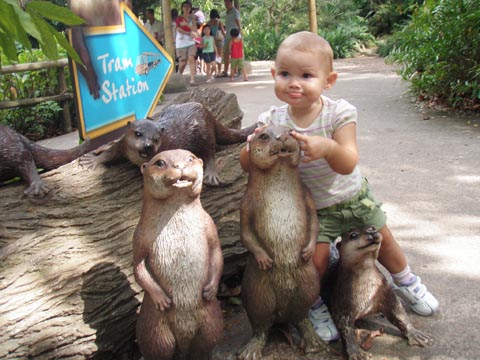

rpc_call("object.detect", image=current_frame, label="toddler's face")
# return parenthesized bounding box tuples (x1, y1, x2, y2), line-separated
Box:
(272, 48, 334, 109)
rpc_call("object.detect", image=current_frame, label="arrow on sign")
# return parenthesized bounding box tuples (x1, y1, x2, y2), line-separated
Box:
(70, 3, 173, 140)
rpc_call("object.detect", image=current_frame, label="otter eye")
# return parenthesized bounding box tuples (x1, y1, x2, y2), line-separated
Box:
(259, 133, 270, 140)
(349, 231, 360, 240)
(155, 160, 166, 168)
(135, 131, 142, 137)
(187, 156, 195, 162)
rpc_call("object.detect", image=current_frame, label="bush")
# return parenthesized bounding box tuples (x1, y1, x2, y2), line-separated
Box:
(321, 18, 375, 59)
(390, 0, 480, 109)
(355, 0, 423, 37)
(0, 101, 63, 140)
(242, 0, 375, 61)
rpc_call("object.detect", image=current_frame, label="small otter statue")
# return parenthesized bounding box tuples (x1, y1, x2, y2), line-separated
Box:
(0, 125, 90, 198)
(81, 102, 256, 185)
(330, 226, 433, 360)
(133, 149, 224, 360)
(238, 125, 327, 359)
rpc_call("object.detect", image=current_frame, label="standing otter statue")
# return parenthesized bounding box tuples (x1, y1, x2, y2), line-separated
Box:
(133, 149, 224, 360)
(238, 125, 327, 359)
(81, 102, 256, 185)
(330, 226, 432, 360)
(0, 124, 90, 198)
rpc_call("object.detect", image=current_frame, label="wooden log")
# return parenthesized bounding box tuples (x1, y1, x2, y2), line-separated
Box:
(0, 88, 248, 359)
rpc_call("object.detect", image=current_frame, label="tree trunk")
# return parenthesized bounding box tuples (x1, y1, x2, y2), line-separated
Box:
(0, 88, 248, 359)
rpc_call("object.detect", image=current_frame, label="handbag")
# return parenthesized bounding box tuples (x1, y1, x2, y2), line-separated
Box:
(214, 23, 224, 42)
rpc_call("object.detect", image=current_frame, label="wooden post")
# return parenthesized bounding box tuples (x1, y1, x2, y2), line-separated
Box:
(162, 0, 175, 61)
(308, 0, 317, 33)
(58, 67, 72, 133)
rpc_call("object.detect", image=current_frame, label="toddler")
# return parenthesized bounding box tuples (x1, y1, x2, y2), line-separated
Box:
(240, 31, 438, 342)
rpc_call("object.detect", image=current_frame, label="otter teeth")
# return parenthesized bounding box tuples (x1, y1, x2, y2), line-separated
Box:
(172, 179, 193, 188)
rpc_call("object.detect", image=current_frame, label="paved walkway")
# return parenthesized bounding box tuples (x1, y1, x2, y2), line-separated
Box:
(41, 57, 480, 359)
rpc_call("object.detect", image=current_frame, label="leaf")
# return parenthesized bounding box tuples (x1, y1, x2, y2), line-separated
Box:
(0, 0, 32, 49)
(6, 0, 43, 43)
(26, 1, 85, 26)
(53, 30, 83, 65)
(0, 28, 19, 62)
(31, 14, 58, 60)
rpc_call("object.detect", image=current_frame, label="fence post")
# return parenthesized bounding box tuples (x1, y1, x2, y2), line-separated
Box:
(58, 66, 72, 133)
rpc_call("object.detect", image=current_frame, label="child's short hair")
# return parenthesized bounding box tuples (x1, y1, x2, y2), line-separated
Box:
(230, 28, 240, 38)
(277, 31, 334, 72)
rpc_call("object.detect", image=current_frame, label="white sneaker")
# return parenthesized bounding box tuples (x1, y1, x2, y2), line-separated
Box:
(206, 77, 215, 83)
(394, 276, 439, 316)
(308, 298, 339, 342)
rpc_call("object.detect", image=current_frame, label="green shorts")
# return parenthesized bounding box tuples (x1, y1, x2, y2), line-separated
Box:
(316, 179, 387, 243)
(230, 58, 244, 70)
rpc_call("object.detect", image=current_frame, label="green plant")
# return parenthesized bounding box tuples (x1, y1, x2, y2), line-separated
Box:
(0, 101, 63, 140)
(321, 18, 375, 59)
(0, 46, 74, 140)
(390, 0, 480, 109)
(0, 0, 84, 66)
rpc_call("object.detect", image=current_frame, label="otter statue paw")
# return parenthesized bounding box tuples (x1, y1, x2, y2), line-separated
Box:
(297, 318, 330, 354)
(349, 350, 372, 360)
(301, 242, 316, 261)
(149, 286, 172, 312)
(78, 153, 100, 170)
(237, 336, 266, 360)
(407, 329, 433, 347)
(24, 181, 51, 198)
(254, 252, 273, 271)
(203, 172, 222, 187)
(202, 282, 218, 302)
(302, 334, 329, 354)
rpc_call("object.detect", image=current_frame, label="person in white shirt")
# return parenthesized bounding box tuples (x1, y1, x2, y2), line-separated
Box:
(144, 8, 164, 45)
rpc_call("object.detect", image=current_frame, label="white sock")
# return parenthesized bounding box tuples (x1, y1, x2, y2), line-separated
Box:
(391, 265, 417, 286)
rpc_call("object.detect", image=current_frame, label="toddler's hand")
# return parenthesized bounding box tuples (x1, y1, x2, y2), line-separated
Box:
(291, 131, 333, 162)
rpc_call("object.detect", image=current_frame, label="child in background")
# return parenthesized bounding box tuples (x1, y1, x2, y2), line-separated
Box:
(229, 28, 248, 82)
(200, 25, 219, 83)
(239, 31, 438, 342)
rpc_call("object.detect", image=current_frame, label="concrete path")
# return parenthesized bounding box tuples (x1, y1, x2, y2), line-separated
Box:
(40, 57, 480, 359)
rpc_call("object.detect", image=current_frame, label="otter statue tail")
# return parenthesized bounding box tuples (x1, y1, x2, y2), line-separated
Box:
(214, 120, 257, 146)
(24, 133, 91, 171)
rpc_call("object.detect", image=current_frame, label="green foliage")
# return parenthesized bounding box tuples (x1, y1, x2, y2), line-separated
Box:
(241, 0, 374, 60)
(0, 101, 63, 140)
(353, 0, 424, 36)
(0, 47, 70, 139)
(321, 18, 375, 59)
(0, 0, 84, 66)
(390, 0, 480, 108)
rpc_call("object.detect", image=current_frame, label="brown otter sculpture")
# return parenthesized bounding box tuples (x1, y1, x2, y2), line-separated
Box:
(330, 226, 432, 360)
(0, 125, 90, 198)
(133, 149, 224, 360)
(81, 102, 256, 185)
(238, 125, 327, 359)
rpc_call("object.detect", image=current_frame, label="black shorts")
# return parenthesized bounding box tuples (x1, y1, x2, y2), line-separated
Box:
(202, 52, 215, 63)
